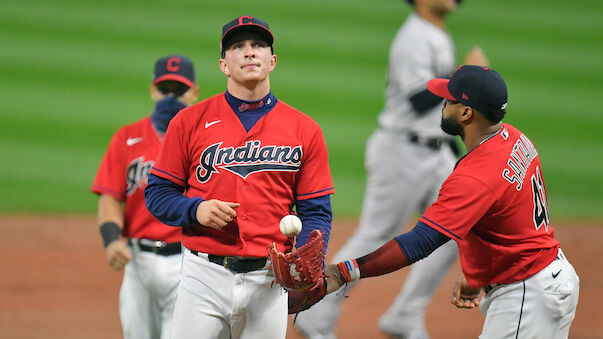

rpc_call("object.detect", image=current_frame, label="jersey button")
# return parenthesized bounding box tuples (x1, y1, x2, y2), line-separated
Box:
(242, 184, 247, 190)
(242, 215, 247, 220)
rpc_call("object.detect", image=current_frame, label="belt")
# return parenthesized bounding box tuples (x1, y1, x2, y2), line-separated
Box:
(483, 283, 499, 294)
(408, 132, 444, 151)
(129, 238, 182, 256)
(191, 251, 268, 273)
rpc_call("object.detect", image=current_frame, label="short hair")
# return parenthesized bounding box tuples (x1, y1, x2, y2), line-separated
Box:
(475, 107, 506, 124)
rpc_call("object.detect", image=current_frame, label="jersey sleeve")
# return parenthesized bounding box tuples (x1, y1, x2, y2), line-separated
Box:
(91, 130, 126, 201)
(394, 38, 435, 97)
(149, 111, 191, 186)
(295, 124, 335, 200)
(420, 175, 497, 241)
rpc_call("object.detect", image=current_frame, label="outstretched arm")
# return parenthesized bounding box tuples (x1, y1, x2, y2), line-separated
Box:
(325, 222, 452, 293)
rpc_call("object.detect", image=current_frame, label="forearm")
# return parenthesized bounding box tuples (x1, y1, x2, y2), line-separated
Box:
(98, 194, 123, 226)
(144, 174, 204, 227)
(97, 194, 124, 247)
(338, 222, 451, 282)
(295, 195, 333, 253)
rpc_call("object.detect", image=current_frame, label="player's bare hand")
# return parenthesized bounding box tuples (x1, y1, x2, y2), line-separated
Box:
(463, 46, 489, 67)
(105, 238, 131, 271)
(196, 199, 240, 229)
(325, 264, 345, 294)
(451, 275, 483, 309)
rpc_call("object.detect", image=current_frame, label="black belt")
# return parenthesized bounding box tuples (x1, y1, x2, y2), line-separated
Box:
(408, 132, 444, 151)
(191, 251, 267, 273)
(483, 283, 499, 294)
(129, 239, 182, 256)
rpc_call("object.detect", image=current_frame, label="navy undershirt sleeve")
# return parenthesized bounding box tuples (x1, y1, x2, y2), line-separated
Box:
(295, 195, 333, 254)
(409, 89, 444, 114)
(394, 221, 451, 264)
(144, 173, 204, 227)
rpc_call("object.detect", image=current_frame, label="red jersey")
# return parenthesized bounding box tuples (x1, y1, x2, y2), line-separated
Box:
(420, 123, 559, 287)
(150, 93, 335, 257)
(91, 117, 180, 243)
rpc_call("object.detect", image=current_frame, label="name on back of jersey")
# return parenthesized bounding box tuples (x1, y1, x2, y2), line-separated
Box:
(196, 140, 303, 183)
(502, 133, 539, 191)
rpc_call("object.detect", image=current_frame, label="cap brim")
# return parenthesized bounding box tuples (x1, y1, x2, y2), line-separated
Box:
(153, 74, 195, 88)
(222, 24, 274, 49)
(427, 78, 456, 101)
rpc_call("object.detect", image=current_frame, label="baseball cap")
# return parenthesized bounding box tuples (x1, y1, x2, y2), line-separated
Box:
(427, 65, 508, 119)
(221, 16, 274, 54)
(152, 55, 195, 88)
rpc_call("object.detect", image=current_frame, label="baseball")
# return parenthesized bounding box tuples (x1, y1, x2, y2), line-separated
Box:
(280, 215, 302, 237)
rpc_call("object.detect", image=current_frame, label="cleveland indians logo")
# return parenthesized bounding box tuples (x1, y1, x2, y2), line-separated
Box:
(196, 140, 302, 183)
(126, 157, 154, 195)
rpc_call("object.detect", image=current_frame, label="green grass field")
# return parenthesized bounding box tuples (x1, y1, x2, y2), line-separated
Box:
(1, 0, 602, 220)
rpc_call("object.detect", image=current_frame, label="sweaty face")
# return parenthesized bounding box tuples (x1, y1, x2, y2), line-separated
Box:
(221, 31, 275, 84)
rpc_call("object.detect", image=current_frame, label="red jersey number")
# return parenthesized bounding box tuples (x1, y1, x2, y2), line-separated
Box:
(531, 166, 549, 232)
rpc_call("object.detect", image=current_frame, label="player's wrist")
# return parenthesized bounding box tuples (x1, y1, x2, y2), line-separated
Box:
(337, 259, 360, 283)
(99, 222, 121, 247)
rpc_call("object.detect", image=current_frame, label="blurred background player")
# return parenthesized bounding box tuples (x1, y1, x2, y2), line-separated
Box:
(91, 55, 199, 339)
(326, 65, 580, 339)
(144, 16, 334, 338)
(295, 0, 488, 338)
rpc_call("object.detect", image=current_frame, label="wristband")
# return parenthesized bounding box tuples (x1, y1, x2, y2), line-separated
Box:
(337, 259, 360, 283)
(99, 222, 121, 247)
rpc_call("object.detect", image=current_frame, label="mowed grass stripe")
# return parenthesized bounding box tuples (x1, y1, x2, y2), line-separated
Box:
(1, 0, 602, 218)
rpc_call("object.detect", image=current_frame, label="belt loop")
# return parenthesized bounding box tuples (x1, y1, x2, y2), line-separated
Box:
(129, 238, 141, 253)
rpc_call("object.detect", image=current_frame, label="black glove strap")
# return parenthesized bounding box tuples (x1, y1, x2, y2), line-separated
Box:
(99, 222, 121, 247)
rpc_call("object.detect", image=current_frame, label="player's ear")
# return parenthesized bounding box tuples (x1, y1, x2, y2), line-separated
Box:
(149, 83, 163, 102)
(269, 54, 277, 71)
(459, 106, 473, 122)
(219, 58, 230, 77)
(181, 85, 199, 105)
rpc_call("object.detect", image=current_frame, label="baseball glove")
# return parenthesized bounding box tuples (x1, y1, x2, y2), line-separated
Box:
(287, 276, 327, 314)
(267, 229, 325, 292)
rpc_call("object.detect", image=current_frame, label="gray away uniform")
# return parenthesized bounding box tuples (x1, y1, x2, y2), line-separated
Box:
(296, 13, 460, 339)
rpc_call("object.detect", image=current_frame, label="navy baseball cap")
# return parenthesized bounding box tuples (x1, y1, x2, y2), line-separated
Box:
(427, 65, 508, 119)
(152, 55, 195, 88)
(221, 16, 274, 54)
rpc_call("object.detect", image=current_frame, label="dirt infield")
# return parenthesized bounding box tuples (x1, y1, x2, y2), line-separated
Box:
(0, 216, 601, 338)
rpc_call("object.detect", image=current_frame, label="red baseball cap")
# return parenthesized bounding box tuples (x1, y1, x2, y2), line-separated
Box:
(221, 16, 274, 54)
(152, 55, 195, 88)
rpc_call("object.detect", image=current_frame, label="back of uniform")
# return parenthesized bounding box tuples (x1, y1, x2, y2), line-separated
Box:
(421, 124, 579, 338)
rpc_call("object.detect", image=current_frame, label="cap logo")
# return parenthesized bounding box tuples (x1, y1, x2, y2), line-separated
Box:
(239, 16, 253, 25)
(167, 57, 181, 72)
(462, 93, 469, 100)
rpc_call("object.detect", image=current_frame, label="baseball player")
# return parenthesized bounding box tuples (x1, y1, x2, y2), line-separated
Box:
(324, 66, 580, 339)
(144, 16, 335, 339)
(295, 1, 488, 338)
(91, 55, 199, 338)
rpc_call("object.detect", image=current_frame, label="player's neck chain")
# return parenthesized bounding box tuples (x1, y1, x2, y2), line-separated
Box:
(479, 126, 503, 145)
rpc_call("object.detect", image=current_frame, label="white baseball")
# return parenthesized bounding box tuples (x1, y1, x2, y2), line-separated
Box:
(279, 215, 302, 237)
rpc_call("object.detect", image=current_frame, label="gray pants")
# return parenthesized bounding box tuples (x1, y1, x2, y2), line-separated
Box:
(295, 129, 458, 338)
